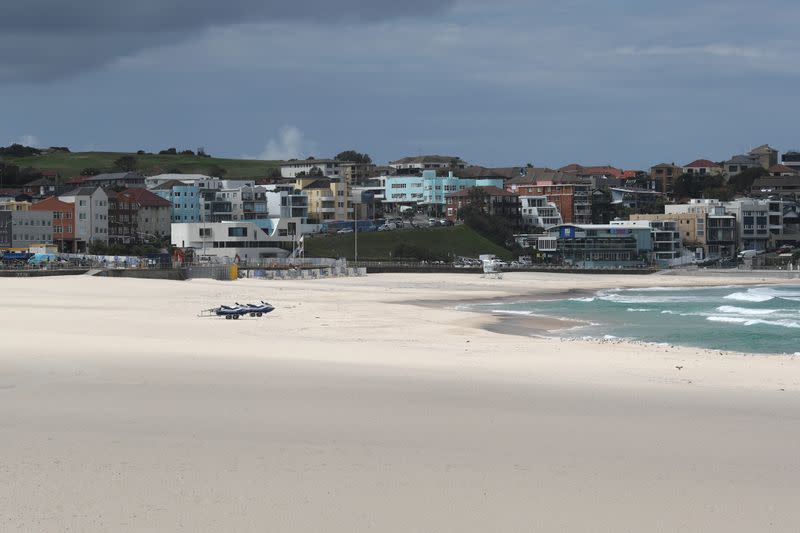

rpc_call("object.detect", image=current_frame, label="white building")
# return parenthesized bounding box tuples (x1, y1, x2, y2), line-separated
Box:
(388, 155, 467, 172)
(145, 174, 255, 191)
(722, 198, 783, 252)
(519, 196, 563, 228)
(611, 219, 683, 263)
(59, 187, 109, 248)
(171, 219, 303, 260)
(280, 159, 344, 179)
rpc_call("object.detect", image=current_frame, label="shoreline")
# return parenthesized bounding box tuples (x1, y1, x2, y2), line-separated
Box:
(405, 276, 800, 357)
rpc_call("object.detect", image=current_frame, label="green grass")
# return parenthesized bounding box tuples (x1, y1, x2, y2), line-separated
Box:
(305, 225, 513, 261)
(3, 151, 279, 179)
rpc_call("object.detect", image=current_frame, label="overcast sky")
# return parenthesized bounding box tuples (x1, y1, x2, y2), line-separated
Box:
(3, 0, 799, 168)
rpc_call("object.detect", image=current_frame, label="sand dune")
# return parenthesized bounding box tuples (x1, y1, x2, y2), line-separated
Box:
(2, 273, 800, 531)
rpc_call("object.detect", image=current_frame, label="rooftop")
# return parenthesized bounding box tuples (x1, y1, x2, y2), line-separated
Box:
(684, 159, 717, 168)
(458, 166, 525, 179)
(446, 186, 516, 198)
(768, 164, 798, 174)
(116, 188, 172, 207)
(390, 155, 465, 165)
(85, 172, 144, 182)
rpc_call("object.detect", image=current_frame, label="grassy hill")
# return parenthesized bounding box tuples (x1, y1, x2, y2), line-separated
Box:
(305, 225, 513, 261)
(2, 151, 279, 180)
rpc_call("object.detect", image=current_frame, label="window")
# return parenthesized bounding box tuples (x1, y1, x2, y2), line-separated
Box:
(228, 227, 247, 237)
(199, 228, 211, 237)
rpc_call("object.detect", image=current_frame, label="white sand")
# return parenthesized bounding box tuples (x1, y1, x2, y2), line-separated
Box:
(2, 272, 800, 531)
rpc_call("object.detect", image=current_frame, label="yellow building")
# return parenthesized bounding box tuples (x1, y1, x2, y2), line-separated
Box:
(0, 200, 32, 212)
(295, 177, 352, 223)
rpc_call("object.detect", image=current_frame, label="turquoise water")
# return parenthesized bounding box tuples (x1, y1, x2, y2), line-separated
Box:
(479, 285, 800, 355)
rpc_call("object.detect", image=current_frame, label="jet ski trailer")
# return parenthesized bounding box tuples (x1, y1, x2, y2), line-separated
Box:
(198, 301, 276, 319)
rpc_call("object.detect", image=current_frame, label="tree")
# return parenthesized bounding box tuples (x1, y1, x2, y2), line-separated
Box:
(266, 167, 282, 179)
(113, 155, 137, 172)
(335, 150, 372, 164)
(308, 166, 324, 177)
(728, 167, 767, 194)
(180, 149, 195, 156)
(457, 188, 517, 248)
(159, 147, 177, 155)
(81, 167, 101, 176)
(0, 143, 41, 157)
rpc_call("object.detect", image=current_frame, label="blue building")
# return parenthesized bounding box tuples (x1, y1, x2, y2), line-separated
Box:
(151, 180, 203, 223)
(540, 224, 653, 268)
(384, 170, 503, 213)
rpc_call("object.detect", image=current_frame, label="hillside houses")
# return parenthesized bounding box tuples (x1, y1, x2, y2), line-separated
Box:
(5, 142, 800, 266)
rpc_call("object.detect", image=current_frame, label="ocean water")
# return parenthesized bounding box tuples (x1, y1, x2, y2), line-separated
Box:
(481, 285, 800, 355)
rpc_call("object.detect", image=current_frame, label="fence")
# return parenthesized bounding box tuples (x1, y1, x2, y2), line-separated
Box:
(248, 266, 367, 280)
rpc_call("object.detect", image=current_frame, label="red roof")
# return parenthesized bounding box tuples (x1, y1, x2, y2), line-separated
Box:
(684, 159, 716, 168)
(768, 164, 798, 174)
(118, 188, 172, 207)
(621, 170, 639, 179)
(558, 164, 624, 178)
(65, 175, 90, 185)
(31, 196, 73, 211)
(446, 186, 516, 198)
(582, 166, 623, 178)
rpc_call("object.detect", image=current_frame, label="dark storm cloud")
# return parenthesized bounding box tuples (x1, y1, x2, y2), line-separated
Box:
(0, 0, 455, 82)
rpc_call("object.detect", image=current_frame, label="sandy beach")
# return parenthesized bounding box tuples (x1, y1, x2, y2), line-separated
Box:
(3, 272, 800, 531)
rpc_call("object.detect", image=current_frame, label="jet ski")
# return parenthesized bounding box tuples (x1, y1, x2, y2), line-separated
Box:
(237, 301, 275, 317)
(215, 304, 247, 319)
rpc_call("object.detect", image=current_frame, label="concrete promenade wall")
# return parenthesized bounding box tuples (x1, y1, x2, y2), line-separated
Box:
(0, 269, 90, 277)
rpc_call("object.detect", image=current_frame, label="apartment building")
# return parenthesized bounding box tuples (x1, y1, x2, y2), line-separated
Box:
(296, 177, 351, 222)
(682, 159, 721, 176)
(649, 163, 683, 194)
(280, 159, 345, 179)
(611, 219, 682, 264)
(383, 170, 503, 214)
(722, 198, 783, 252)
(31, 197, 75, 252)
(388, 155, 467, 173)
(0, 211, 11, 248)
(58, 187, 109, 251)
(540, 224, 653, 267)
(151, 180, 203, 223)
(661, 199, 738, 258)
(506, 176, 591, 224)
(519, 196, 563, 228)
(11, 210, 53, 248)
(445, 187, 521, 221)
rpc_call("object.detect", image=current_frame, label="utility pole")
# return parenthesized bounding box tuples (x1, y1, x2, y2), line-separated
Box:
(354, 199, 358, 264)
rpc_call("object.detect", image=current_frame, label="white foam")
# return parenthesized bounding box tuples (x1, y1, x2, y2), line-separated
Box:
(491, 310, 533, 316)
(724, 290, 774, 303)
(716, 305, 777, 316)
(706, 316, 800, 329)
(570, 297, 595, 302)
(626, 308, 653, 312)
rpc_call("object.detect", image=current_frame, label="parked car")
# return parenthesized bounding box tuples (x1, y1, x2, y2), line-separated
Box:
(337, 228, 354, 234)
